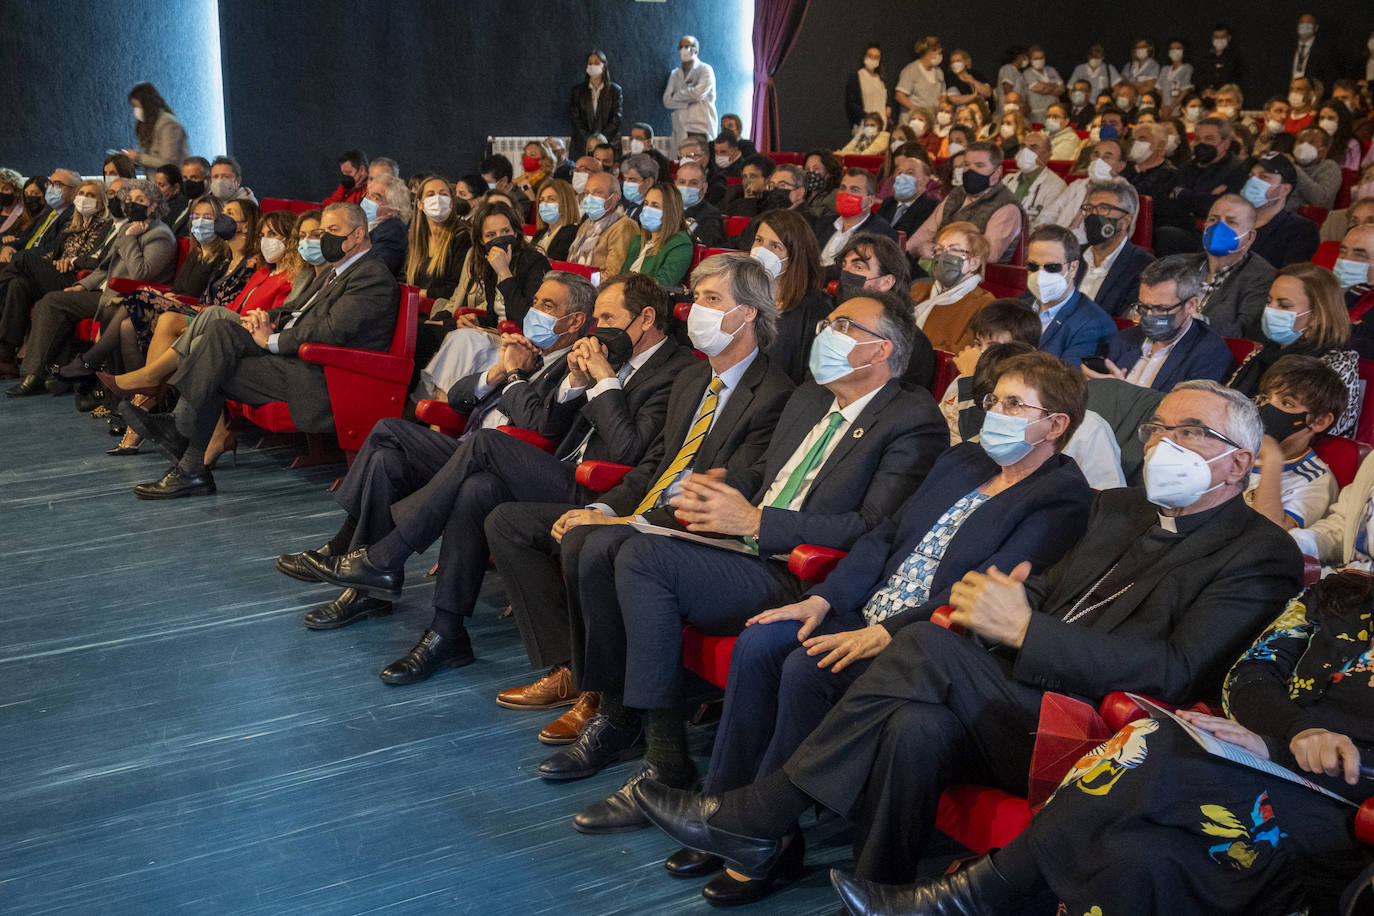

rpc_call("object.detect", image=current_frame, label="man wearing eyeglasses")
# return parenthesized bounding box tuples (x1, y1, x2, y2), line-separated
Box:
(632, 380, 1302, 891)
(541, 291, 948, 837)
(1088, 254, 1232, 391)
(1074, 179, 1155, 318)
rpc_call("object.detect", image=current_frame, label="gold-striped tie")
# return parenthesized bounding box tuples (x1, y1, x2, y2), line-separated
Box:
(635, 376, 726, 514)
(24, 209, 58, 250)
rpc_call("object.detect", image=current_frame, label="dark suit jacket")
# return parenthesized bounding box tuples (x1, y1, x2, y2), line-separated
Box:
(599, 351, 796, 517)
(1252, 208, 1320, 269)
(165, 194, 191, 237)
(768, 290, 834, 385)
(368, 217, 407, 276)
(550, 338, 699, 468)
(810, 445, 1091, 631)
(752, 379, 949, 555)
(1015, 489, 1304, 704)
(1083, 239, 1154, 317)
(569, 79, 624, 153)
(1105, 319, 1234, 391)
(532, 224, 578, 263)
(1287, 40, 1338, 94)
(448, 346, 581, 443)
(16, 205, 73, 256)
(878, 195, 937, 238)
(813, 211, 900, 254)
(1025, 289, 1116, 367)
(684, 201, 725, 248)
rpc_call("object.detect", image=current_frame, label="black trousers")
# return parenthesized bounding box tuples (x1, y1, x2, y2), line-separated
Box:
(782, 622, 1043, 883)
(0, 251, 75, 349)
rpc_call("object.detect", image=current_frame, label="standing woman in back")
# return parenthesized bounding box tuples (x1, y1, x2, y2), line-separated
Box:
(846, 44, 892, 136)
(570, 50, 624, 159)
(122, 83, 190, 171)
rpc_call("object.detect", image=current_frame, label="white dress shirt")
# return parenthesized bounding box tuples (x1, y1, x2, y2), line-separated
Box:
(1123, 320, 1190, 389)
(759, 388, 878, 510)
(558, 337, 668, 403)
(1078, 237, 1127, 301)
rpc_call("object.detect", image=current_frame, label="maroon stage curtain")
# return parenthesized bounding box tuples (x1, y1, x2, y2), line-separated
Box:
(750, 0, 810, 152)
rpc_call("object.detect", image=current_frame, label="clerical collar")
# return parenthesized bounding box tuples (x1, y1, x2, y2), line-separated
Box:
(1155, 494, 1240, 535)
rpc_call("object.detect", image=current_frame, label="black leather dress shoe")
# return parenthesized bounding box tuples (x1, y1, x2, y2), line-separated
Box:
(702, 830, 805, 906)
(302, 546, 403, 600)
(572, 762, 687, 835)
(73, 385, 102, 412)
(631, 781, 785, 880)
(119, 401, 188, 463)
(378, 628, 475, 685)
(829, 855, 1019, 916)
(665, 846, 723, 878)
(6, 375, 47, 397)
(276, 544, 336, 583)
(133, 466, 217, 500)
(303, 588, 393, 630)
(537, 714, 644, 781)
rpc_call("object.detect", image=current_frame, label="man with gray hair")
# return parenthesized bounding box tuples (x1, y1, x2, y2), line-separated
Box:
(536, 273, 950, 839)
(0, 168, 79, 264)
(1075, 177, 1155, 317)
(368, 157, 400, 181)
(363, 172, 411, 276)
(1002, 131, 1066, 227)
(1090, 253, 1234, 391)
(663, 35, 717, 148)
(619, 152, 658, 221)
(633, 378, 1302, 890)
(123, 201, 397, 497)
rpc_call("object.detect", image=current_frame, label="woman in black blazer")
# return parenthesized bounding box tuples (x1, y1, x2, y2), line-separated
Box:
(569, 50, 623, 156)
(694, 353, 1094, 849)
(530, 178, 581, 263)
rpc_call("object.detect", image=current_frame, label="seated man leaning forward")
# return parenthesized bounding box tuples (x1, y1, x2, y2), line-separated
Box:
(632, 379, 1303, 889)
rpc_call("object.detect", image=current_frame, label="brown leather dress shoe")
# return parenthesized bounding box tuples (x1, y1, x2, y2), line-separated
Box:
(538, 691, 600, 745)
(495, 665, 577, 710)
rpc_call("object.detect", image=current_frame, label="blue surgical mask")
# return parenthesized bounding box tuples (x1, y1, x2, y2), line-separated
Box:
(1333, 257, 1370, 290)
(582, 195, 607, 220)
(1201, 220, 1242, 256)
(677, 184, 701, 208)
(523, 308, 564, 348)
(298, 237, 325, 265)
(639, 206, 663, 232)
(892, 173, 918, 200)
(190, 217, 217, 243)
(538, 201, 561, 224)
(808, 326, 875, 384)
(1241, 175, 1273, 209)
(1261, 306, 1308, 345)
(621, 180, 642, 203)
(979, 409, 1044, 465)
(360, 196, 380, 223)
(44, 186, 64, 209)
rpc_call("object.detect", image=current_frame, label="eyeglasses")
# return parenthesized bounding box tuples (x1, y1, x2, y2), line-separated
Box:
(1137, 422, 1242, 449)
(1025, 260, 1066, 273)
(1080, 203, 1128, 217)
(982, 393, 1054, 416)
(1134, 299, 1187, 316)
(766, 181, 797, 191)
(931, 244, 969, 257)
(816, 317, 887, 339)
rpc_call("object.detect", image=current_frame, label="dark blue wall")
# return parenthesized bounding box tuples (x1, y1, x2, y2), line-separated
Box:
(774, 0, 1374, 153)
(216, 0, 755, 201)
(0, 0, 226, 179)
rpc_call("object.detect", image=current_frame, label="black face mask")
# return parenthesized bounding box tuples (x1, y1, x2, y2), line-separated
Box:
(125, 201, 149, 221)
(837, 269, 870, 303)
(486, 235, 515, 253)
(107, 196, 124, 219)
(0, 192, 14, 208)
(1194, 143, 1219, 166)
(1258, 402, 1307, 443)
(213, 213, 238, 240)
(594, 326, 635, 370)
(320, 230, 350, 263)
(1139, 311, 1183, 342)
(181, 179, 206, 200)
(1083, 213, 1120, 247)
(24, 195, 44, 215)
(339, 173, 355, 191)
(763, 188, 795, 211)
(961, 168, 992, 195)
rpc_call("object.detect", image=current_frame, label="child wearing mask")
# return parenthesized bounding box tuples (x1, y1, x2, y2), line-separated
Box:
(1247, 354, 1343, 529)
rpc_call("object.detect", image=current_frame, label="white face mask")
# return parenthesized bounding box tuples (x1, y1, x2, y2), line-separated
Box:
(586, 63, 604, 78)
(132, 105, 144, 122)
(1029, 267, 1070, 305)
(951, 60, 966, 74)
(1015, 146, 1041, 171)
(1135, 47, 1150, 60)
(1294, 142, 1320, 164)
(715, 154, 733, 169)
(571, 171, 590, 194)
(1318, 118, 1339, 135)
(679, 46, 696, 63)
(749, 245, 786, 279)
(947, 142, 965, 156)
(1213, 38, 1229, 51)
(1185, 105, 1203, 122)
(1030, 58, 1045, 71)
(910, 119, 927, 137)
(73, 196, 98, 217)
(999, 123, 1016, 138)
(422, 194, 453, 221)
(1089, 157, 1116, 181)
(260, 237, 286, 264)
(1165, 134, 1179, 153)
(1266, 118, 1286, 135)
(951, 166, 965, 185)
(687, 303, 743, 356)
(1129, 140, 1153, 163)
(863, 125, 877, 138)
(1216, 104, 1237, 120)
(930, 54, 943, 67)
(864, 57, 879, 71)
(1044, 118, 1063, 134)
(1288, 91, 1307, 109)
(1003, 103, 1020, 113)
(1298, 22, 1315, 37)
(1169, 48, 1184, 62)
(936, 111, 953, 127)
(630, 139, 646, 155)
(1143, 437, 1236, 508)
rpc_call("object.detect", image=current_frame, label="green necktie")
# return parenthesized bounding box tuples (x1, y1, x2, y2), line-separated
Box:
(744, 411, 846, 554)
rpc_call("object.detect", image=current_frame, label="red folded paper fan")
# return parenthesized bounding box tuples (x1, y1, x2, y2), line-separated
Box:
(1027, 692, 1114, 812)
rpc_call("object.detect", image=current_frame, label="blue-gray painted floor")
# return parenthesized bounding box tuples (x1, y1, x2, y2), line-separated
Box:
(0, 396, 970, 915)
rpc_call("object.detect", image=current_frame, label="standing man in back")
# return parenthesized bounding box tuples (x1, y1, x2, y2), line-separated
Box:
(664, 36, 718, 150)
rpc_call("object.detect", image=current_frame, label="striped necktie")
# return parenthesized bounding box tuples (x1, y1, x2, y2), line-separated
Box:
(634, 376, 725, 514)
(24, 209, 59, 249)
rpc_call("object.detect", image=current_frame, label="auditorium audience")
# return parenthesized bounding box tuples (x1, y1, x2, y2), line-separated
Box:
(674, 160, 724, 248)
(1246, 355, 1342, 530)
(1002, 130, 1065, 226)
(895, 37, 946, 125)
(875, 146, 937, 238)
(1041, 137, 1127, 244)
(209, 155, 257, 205)
(1, 168, 77, 264)
(1197, 194, 1276, 340)
(1153, 117, 1246, 252)
(406, 176, 471, 299)
(845, 44, 891, 132)
(815, 168, 897, 272)
(1290, 125, 1341, 210)
(362, 173, 411, 276)
(566, 171, 637, 274)
(837, 113, 890, 156)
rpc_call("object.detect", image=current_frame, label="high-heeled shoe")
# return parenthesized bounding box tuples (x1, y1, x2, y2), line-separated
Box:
(107, 428, 143, 455)
(56, 354, 97, 380)
(205, 431, 238, 470)
(96, 371, 164, 401)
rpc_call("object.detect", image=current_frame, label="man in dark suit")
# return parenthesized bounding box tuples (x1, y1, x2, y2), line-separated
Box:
(1246, 152, 1320, 269)
(1021, 225, 1116, 367)
(678, 159, 725, 248)
(536, 292, 949, 839)
(275, 270, 599, 668)
(1286, 14, 1337, 96)
(363, 174, 410, 276)
(485, 253, 796, 744)
(1090, 254, 1235, 392)
(815, 169, 899, 281)
(706, 130, 748, 206)
(634, 381, 1304, 886)
(1076, 180, 1155, 318)
(0, 168, 77, 264)
(876, 148, 937, 239)
(124, 202, 398, 499)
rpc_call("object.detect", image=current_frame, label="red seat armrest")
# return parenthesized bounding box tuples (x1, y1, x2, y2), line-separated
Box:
(297, 343, 413, 383)
(929, 605, 965, 634)
(106, 277, 172, 296)
(1098, 691, 1215, 732)
(1302, 555, 1322, 586)
(576, 461, 633, 492)
(415, 398, 467, 435)
(787, 545, 847, 582)
(1357, 798, 1374, 846)
(496, 425, 556, 453)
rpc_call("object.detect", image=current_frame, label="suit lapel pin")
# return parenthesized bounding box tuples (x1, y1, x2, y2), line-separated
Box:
(852, 427, 864, 439)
